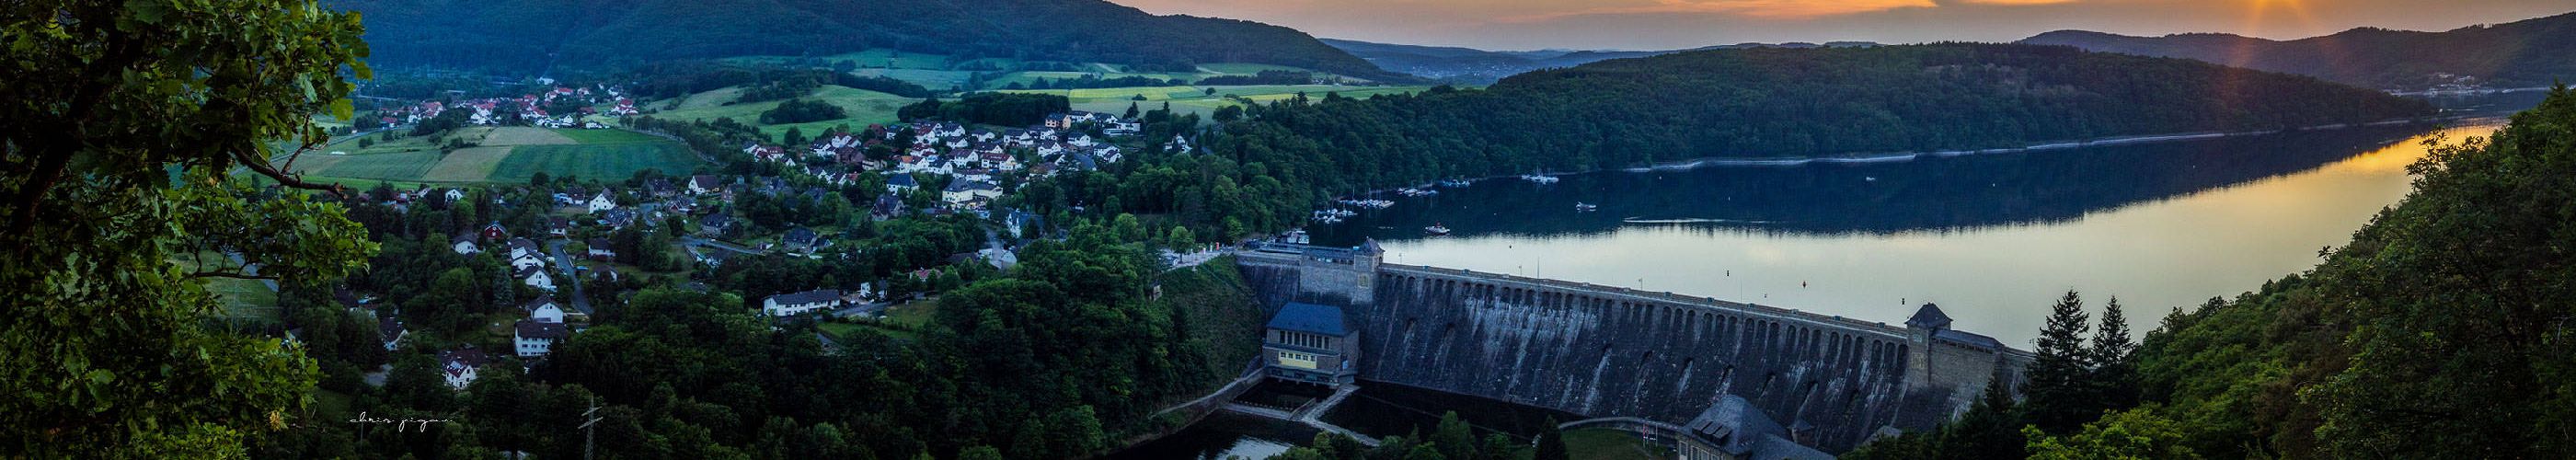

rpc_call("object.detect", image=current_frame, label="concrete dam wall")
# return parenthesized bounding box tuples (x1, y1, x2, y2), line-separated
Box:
(1235, 245, 2031, 453)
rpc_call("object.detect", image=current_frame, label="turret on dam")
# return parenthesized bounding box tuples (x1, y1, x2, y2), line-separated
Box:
(1234, 239, 2033, 453)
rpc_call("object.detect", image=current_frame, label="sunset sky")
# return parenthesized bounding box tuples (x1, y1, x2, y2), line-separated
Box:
(1110, 0, 2575, 51)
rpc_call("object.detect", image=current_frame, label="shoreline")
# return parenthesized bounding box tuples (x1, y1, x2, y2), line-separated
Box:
(1339, 115, 2462, 200)
(1617, 116, 2455, 171)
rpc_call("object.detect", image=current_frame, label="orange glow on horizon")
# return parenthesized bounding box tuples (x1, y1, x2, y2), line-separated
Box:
(1499, 0, 1939, 22)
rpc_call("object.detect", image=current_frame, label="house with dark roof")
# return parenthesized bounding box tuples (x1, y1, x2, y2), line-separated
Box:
(377, 316, 406, 351)
(512, 301, 570, 358)
(697, 213, 734, 236)
(586, 238, 615, 260)
(783, 226, 823, 252)
(450, 234, 481, 255)
(763, 289, 844, 316)
(689, 175, 724, 195)
(885, 173, 918, 192)
(1262, 302, 1360, 385)
(645, 178, 677, 197)
(871, 192, 906, 220)
(1678, 395, 1834, 460)
(437, 348, 489, 389)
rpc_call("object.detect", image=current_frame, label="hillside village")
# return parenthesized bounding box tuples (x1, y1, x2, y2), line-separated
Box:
(327, 97, 1190, 391)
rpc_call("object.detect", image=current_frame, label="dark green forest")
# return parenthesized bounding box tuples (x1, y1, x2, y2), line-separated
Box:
(324, 0, 1405, 81)
(2022, 10, 2576, 89)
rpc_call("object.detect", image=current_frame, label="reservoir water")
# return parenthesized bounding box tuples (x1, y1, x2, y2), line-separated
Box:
(1307, 121, 2492, 345)
(1116, 91, 2545, 458)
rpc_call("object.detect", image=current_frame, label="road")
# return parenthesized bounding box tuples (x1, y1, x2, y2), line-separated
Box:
(541, 238, 592, 315)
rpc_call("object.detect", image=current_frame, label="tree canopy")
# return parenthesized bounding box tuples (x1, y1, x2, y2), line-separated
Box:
(1, 0, 377, 456)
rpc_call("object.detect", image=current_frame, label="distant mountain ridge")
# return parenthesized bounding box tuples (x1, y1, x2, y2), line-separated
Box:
(2019, 10, 2576, 89)
(329, 0, 1406, 80)
(1320, 39, 1877, 83)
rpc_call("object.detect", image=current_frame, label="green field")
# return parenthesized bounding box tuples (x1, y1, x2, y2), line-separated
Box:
(1564, 428, 1672, 460)
(173, 251, 281, 324)
(288, 126, 700, 183)
(490, 143, 699, 182)
(650, 85, 913, 139)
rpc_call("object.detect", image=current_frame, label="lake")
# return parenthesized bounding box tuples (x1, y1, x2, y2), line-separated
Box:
(1116, 91, 2543, 458)
(1304, 121, 2493, 345)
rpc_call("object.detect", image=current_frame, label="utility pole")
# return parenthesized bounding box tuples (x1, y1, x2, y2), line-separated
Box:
(581, 397, 603, 460)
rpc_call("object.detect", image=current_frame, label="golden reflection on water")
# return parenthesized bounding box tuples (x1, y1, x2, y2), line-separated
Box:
(1381, 123, 2501, 345)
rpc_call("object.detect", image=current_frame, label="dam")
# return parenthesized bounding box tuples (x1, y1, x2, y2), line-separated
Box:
(1232, 238, 2033, 453)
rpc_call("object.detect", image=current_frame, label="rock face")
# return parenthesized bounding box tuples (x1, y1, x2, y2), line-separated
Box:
(1234, 245, 2030, 453)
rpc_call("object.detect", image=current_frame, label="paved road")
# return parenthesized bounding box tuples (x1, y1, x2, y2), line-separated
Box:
(541, 238, 592, 315)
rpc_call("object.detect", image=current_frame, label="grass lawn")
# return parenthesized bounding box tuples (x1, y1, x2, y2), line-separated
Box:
(1564, 428, 1672, 460)
(650, 85, 913, 139)
(878, 297, 938, 329)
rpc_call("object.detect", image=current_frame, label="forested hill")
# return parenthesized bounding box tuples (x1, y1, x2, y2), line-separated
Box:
(328, 0, 1403, 80)
(1214, 43, 2433, 194)
(2019, 10, 2576, 90)
(1319, 38, 1879, 83)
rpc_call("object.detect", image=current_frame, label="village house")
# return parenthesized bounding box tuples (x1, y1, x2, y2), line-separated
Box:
(586, 238, 616, 260)
(378, 316, 406, 351)
(763, 289, 844, 316)
(518, 265, 555, 291)
(450, 234, 481, 255)
(783, 226, 825, 252)
(438, 348, 489, 389)
(697, 213, 735, 236)
(885, 173, 918, 193)
(480, 222, 509, 240)
(587, 190, 617, 214)
(942, 179, 1001, 205)
(690, 175, 725, 195)
(512, 302, 569, 358)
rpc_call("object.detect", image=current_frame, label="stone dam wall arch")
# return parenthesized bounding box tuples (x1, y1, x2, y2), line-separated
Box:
(1234, 247, 2032, 453)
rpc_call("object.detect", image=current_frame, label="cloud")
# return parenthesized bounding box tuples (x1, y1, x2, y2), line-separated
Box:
(1955, 0, 2078, 5)
(1500, 0, 1942, 22)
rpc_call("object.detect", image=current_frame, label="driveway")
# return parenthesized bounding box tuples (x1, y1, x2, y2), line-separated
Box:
(541, 238, 592, 315)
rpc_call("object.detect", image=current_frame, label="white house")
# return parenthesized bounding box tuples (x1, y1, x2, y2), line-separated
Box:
(519, 266, 556, 291)
(587, 190, 617, 214)
(450, 235, 481, 255)
(763, 289, 844, 316)
(512, 303, 569, 358)
(689, 175, 724, 195)
(942, 179, 1001, 204)
(438, 349, 489, 390)
(507, 237, 541, 261)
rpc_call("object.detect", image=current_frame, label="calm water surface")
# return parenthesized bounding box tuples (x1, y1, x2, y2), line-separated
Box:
(1308, 121, 2501, 344)
(1119, 92, 2543, 458)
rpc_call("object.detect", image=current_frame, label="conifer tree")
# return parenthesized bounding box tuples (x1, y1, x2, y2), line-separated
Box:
(2090, 296, 2140, 411)
(2023, 290, 2094, 433)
